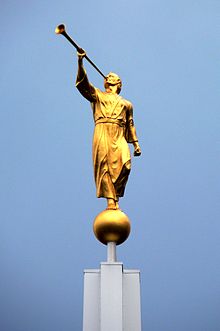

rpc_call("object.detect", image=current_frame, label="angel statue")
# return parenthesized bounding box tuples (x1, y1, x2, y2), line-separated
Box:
(75, 50, 141, 210)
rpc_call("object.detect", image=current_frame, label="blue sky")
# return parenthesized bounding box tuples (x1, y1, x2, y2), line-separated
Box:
(0, 0, 219, 330)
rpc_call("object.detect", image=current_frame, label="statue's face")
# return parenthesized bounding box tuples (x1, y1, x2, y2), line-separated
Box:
(104, 72, 122, 93)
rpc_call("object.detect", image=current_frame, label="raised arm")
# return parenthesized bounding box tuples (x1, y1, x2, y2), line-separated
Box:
(75, 50, 97, 102)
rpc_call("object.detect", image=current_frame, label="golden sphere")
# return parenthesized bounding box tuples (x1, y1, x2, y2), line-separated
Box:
(93, 209, 131, 245)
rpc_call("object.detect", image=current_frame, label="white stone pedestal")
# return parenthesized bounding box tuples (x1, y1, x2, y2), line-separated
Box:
(83, 262, 142, 331)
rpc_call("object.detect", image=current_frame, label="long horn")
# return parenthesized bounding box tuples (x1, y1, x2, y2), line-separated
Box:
(55, 24, 106, 79)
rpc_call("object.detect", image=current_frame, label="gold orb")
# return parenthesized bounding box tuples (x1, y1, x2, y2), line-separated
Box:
(93, 209, 131, 245)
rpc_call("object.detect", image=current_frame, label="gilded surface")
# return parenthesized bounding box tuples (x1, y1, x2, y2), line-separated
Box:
(76, 51, 141, 210)
(93, 209, 131, 245)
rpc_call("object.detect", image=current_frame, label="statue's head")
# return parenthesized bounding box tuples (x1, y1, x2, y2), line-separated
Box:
(104, 72, 122, 94)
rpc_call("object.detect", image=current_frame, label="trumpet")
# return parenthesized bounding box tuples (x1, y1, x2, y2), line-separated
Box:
(55, 24, 106, 79)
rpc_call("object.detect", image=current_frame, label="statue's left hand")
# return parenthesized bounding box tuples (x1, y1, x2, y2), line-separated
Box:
(134, 143, 141, 157)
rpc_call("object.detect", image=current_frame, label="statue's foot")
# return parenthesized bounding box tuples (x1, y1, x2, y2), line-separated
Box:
(106, 204, 118, 210)
(106, 199, 119, 210)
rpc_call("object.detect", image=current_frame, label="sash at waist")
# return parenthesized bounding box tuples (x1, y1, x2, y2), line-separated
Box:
(95, 118, 125, 127)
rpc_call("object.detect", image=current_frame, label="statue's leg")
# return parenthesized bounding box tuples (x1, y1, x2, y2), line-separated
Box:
(114, 161, 131, 198)
(95, 154, 118, 209)
(107, 198, 118, 210)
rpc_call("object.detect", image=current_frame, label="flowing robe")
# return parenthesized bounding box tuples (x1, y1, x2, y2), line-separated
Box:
(76, 73, 139, 200)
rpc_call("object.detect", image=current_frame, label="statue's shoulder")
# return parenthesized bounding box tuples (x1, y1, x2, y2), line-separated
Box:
(121, 96, 133, 109)
(94, 88, 105, 98)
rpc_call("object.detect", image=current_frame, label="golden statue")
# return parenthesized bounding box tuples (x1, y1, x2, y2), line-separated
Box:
(55, 24, 141, 244)
(76, 51, 141, 210)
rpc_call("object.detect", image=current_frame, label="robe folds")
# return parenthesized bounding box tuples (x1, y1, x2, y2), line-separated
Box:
(76, 73, 139, 200)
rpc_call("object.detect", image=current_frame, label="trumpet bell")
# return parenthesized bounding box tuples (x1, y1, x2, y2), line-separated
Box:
(55, 24, 66, 34)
